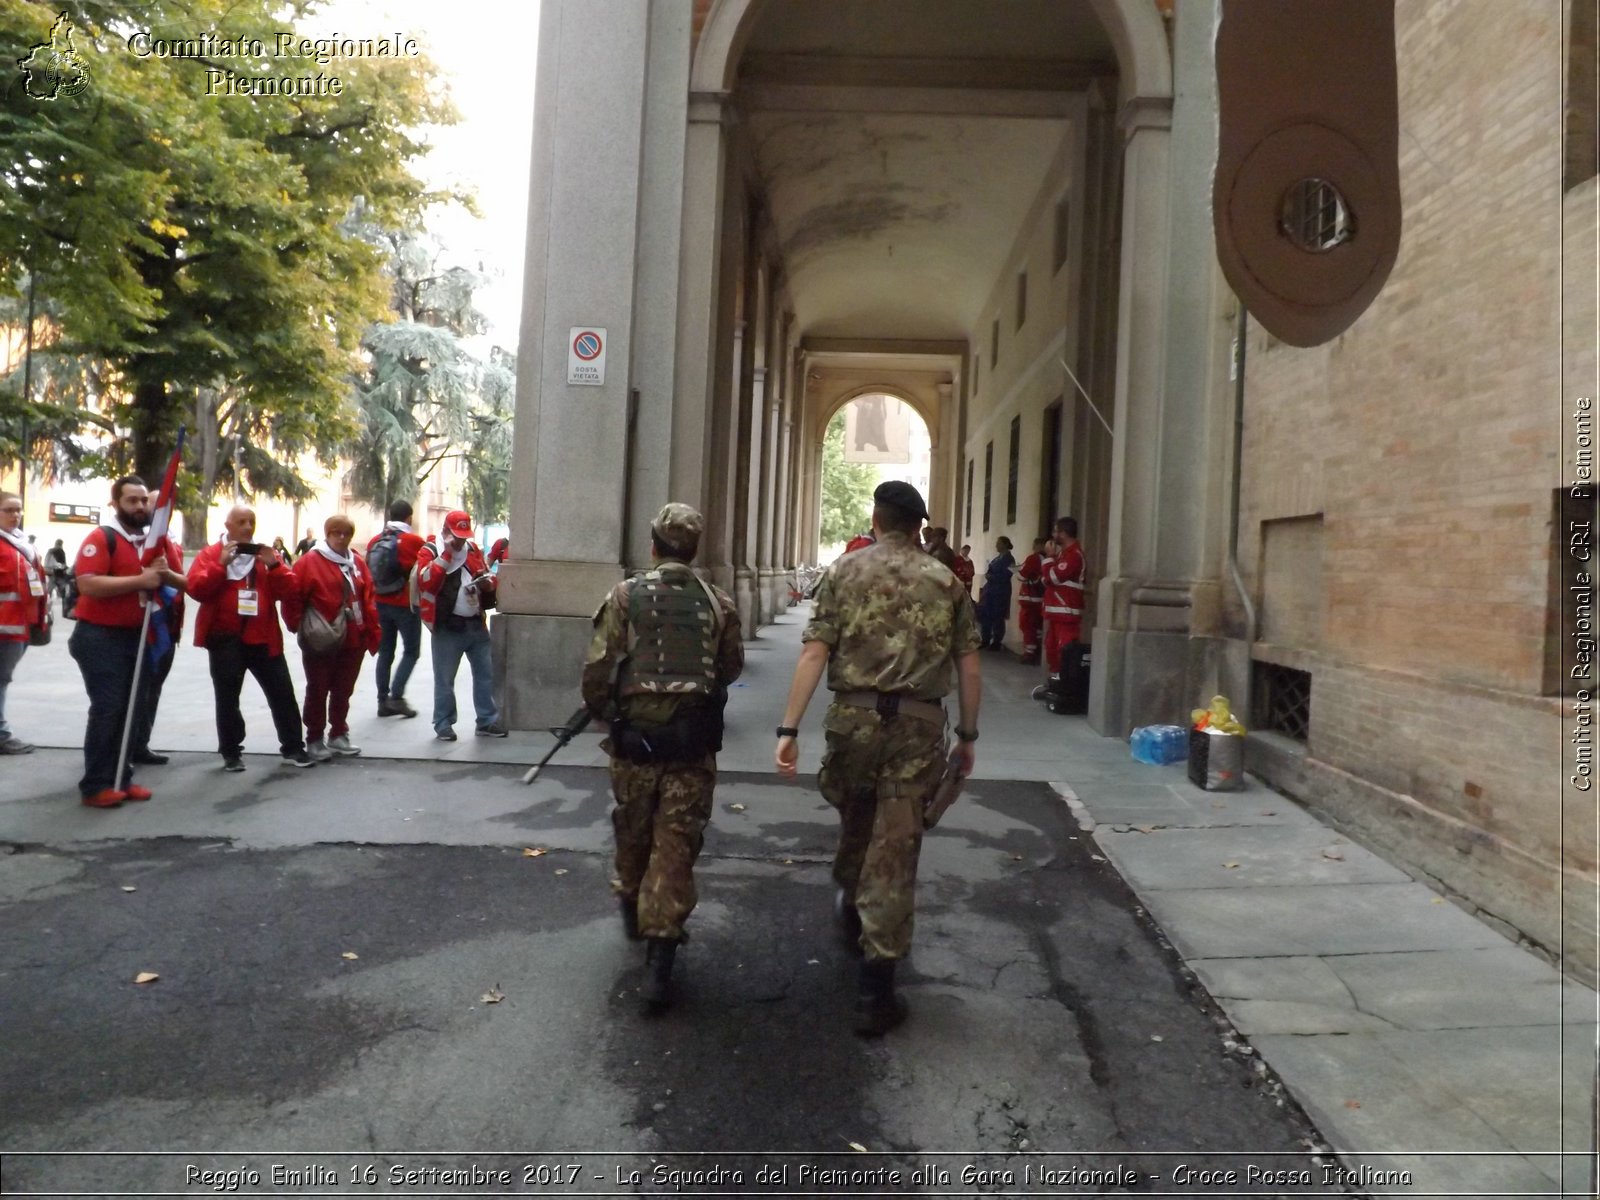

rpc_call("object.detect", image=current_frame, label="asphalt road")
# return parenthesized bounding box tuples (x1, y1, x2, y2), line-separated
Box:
(0, 763, 1351, 1197)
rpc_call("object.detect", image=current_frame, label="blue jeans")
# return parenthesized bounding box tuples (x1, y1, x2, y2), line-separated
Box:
(431, 617, 498, 733)
(376, 603, 421, 702)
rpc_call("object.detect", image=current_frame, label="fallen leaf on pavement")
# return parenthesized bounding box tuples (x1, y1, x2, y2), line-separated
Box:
(1430, 897, 1445, 904)
(481, 987, 505, 1004)
(121, 886, 137, 893)
(1090, 854, 1107, 862)
(523, 847, 547, 858)
(1321, 848, 1344, 861)
(134, 972, 159, 985)
(847, 1141, 868, 1153)
(1344, 1099, 1361, 1109)
(1134, 825, 1159, 834)
(342, 952, 359, 960)
(729, 803, 747, 812)
(553, 868, 569, 876)
(1150, 1034, 1164, 1042)
(1011, 854, 1024, 861)
(1223, 862, 1241, 869)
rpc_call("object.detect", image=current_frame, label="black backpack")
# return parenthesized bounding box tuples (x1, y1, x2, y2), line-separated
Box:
(368, 528, 407, 595)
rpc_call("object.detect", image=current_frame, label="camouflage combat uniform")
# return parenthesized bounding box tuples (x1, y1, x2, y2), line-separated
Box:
(581, 560, 742, 941)
(804, 529, 981, 960)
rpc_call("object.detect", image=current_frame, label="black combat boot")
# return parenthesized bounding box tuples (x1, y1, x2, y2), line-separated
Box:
(619, 895, 643, 941)
(854, 958, 908, 1037)
(642, 938, 678, 1013)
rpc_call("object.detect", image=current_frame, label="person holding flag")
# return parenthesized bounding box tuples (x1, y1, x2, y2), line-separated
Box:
(68, 461, 188, 808)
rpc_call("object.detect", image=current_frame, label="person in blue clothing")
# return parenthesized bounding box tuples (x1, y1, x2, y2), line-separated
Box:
(976, 536, 1015, 650)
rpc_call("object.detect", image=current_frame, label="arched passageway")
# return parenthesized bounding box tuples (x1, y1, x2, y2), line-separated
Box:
(501, 0, 1223, 752)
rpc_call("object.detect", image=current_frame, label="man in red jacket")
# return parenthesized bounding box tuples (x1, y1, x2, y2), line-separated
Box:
(416, 510, 504, 741)
(0, 491, 48, 754)
(367, 499, 426, 719)
(187, 505, 314, 771)
(1042, 517, 1086, 678)
(69, 475, 187, 807)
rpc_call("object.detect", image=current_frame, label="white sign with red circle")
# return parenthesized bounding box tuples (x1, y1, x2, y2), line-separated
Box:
(567, 327, 606, 386)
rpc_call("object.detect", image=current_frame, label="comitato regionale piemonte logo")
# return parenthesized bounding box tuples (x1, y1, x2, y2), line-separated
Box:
(19, 12, 91, 100)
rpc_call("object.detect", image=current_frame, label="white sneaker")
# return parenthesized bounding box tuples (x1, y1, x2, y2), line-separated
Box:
(307, 739, 334, 762)
(327, 734, 362, 756)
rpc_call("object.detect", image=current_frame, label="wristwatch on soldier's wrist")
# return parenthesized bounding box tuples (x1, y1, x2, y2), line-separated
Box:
(776, 726, 799, 738)
(955, 727, 979, 742)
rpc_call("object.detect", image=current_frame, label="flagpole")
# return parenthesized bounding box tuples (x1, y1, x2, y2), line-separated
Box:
(114, 598, 155, 793)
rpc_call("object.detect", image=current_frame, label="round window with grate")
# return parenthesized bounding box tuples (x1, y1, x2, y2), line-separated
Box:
(1278, 177, 1357, 252)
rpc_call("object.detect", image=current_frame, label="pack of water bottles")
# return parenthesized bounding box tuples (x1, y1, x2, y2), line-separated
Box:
(1129, 724, 1189, 766)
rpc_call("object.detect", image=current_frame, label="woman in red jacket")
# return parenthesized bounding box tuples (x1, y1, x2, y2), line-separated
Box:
(291, 515, 379, 760)
(0, 491, 47, 754)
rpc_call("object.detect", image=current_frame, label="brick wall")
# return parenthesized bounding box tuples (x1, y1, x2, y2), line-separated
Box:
(1236, 0, 1591, 966)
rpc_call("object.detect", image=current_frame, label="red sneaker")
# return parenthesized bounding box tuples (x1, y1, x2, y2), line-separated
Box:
(82, 789, 126, 808)
(122, 785, 153, 802)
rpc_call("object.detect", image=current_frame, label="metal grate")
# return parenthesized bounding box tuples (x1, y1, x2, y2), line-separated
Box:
(1253, 662, 1311, 743)
(1278, 177, 1356, 252)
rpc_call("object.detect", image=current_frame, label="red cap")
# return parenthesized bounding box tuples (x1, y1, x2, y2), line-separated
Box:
(443, 510, 473, 539)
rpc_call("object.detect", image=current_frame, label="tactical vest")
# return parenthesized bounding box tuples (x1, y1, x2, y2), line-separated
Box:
(618, 567, 719, 696)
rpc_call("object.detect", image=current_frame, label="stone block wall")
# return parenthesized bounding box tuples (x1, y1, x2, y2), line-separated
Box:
(1233, 0, 1593, 970)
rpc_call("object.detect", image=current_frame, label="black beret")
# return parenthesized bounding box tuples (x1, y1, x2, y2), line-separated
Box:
(873, 480, 928, 521)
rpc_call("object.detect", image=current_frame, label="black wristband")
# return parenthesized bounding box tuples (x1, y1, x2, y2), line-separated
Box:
(955, 727, 979, 742)
(775, 726, 799, 738)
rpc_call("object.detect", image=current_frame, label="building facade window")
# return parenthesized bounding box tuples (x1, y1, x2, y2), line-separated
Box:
(1006, 415, 1021, 525)
(990, 318, 999, 370)
(1253, 662, 1311, 743)
(1015, 271, 1028, 330)
(983, 441, 994, 532)
(965, 458, 975, 538)
(1569, 0, 1598, 190)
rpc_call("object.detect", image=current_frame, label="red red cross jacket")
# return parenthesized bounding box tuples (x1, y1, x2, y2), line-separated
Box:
(0, 536, 46, 642)
(186, 542, 302, 655)
(415, 540, 495, 631)
(1043, 541, 1085, 623)
(1017, 552, 1046, 607)
(291, 548, 380, 654)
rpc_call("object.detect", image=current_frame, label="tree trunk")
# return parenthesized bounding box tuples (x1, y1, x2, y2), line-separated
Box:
(130, 377, 171, 486)
(182, 389, 222, 551)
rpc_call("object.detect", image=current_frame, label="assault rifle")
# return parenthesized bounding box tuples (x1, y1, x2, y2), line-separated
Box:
(520, 706, 594, 785)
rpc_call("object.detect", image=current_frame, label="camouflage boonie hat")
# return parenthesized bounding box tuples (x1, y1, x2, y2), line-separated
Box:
(652, 503, 704, 555)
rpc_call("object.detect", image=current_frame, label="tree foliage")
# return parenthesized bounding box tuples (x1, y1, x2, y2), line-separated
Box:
(0, 0, 454, 535)
(820, 407, 878, 547)
(344, 227, 513, 524)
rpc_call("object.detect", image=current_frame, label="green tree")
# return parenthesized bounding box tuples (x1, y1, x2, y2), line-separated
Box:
(819, 408, 878, 546)
(0, 0, 454, 531)
(345, 228, 512, 522)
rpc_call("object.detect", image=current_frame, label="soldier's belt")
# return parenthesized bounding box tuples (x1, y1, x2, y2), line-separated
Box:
(833, 690, 945, 726)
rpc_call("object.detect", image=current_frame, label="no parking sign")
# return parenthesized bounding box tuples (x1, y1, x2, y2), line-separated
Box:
(567, 327, 606, 386)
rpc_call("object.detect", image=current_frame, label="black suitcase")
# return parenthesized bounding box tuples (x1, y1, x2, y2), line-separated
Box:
(1048, 642, 1091, 714)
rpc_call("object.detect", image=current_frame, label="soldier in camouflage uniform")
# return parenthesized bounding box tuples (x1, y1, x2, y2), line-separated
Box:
(775, 481, 983, 1035)
(582, 503, 743, 1012)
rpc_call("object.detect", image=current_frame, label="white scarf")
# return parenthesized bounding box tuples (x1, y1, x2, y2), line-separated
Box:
(312, 540, 360, 593)
(222, 536, 255, 582)
(111, 517, 150, 549)
(438, 538, 470, 575)
(0, 527, 34, 564)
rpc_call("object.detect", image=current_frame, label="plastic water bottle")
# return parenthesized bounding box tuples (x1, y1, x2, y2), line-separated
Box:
(1130, 724, 1188, 765)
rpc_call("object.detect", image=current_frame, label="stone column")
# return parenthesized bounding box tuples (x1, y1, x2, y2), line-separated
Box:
(493, 0, 689, 728)
(1089, 0, 1226, 736)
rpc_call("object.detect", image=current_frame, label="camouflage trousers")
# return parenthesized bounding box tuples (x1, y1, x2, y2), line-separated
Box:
(817, 702, 947, 961)
(609, 755, 716, 940)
